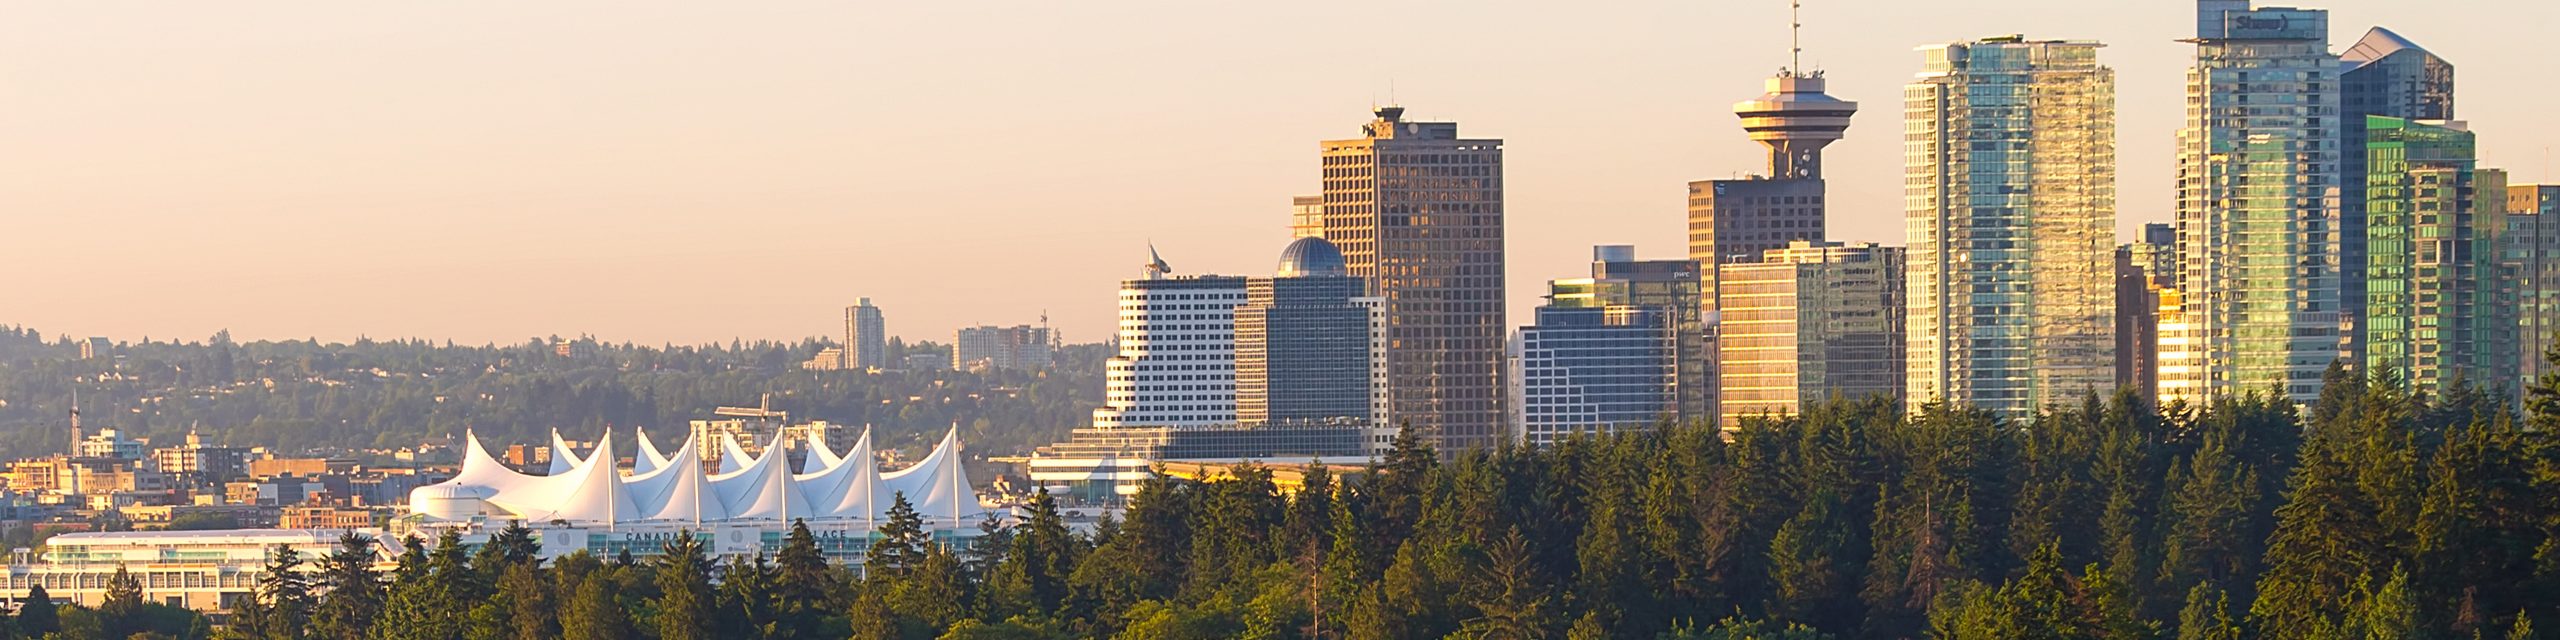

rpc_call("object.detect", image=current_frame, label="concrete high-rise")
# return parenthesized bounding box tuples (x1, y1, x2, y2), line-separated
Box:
(2361, 118, 2513, 396)
(2339, 27, 2456, 370)
(2511, 185, 2560, 389)
(1316, 106, 1507, 450)
(2172, 0, 2344, 403)
(1905, 37, 2117, 420)
(1717, 241, 1905, 427)
(1545, 246, 1709, 424)
(1089, 251, 1249, 429)
(954, 325, 1057, 373)
(842, 298, 886, 371)
(1236, 237, 1381, 427)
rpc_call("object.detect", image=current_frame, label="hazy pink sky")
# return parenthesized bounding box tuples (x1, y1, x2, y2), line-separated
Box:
(5, 1, 2553, 347)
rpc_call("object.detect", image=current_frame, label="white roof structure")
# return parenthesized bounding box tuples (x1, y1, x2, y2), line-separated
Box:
(413, 426, 981, 526)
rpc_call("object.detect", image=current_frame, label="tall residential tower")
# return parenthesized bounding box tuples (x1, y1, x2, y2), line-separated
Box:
(842, 298, 886, 371)
(1904, 37, 2117, 419)
(2171, 0, 2343, 403)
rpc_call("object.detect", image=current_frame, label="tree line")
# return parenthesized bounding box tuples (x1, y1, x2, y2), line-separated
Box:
(0, 326, 1106, 460)
(2, 359, 2557, 637)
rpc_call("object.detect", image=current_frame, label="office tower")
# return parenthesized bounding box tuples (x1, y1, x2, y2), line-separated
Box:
(953, 325, 1057, 373)
(2512, 186, 2560, 389)
(2362, 118, 2513, 396)
(1717, 241, 1905, 426)
(2173, 0, 2343, 403)
(1290, 195, 1325, 239)
(1316, 106, 1506, 449)
(1904, 37, 2117, 420)
(2118, 224, 2178, 402)
(1513, 305, 1678, 446)
(1689, 71, 1858, 314)
(1089, 251, 1248, 429)
(843, 298, 886, 371)
(1546, 246, 1710, 423)
(2339, 27, 2456, 369)
(1236, 237, 1378, 426)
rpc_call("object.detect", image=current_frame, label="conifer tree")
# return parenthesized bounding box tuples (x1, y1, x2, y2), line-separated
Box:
(651, 531, 716, 640)
(18, 584, 58, 638)
(715, 554, 780, 639)
(559, 571, 633, 640)
(2176, 583, 2244, 640)
(492, 561, 557, 640)
(310, 533, 383, 640)
(868, 492, 928, 578)
(774, 519, 837, 639)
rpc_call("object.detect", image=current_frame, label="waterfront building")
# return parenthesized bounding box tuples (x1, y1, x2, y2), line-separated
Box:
(0, 530, 398, 611)
(844, 298, 887, 371)
(2173, 0, 2344, 403)
(1904, 36, 2117, 420)
(953, 325, 1056, 373)
(1316, 106, 1508, 450)
(2340, 27, 2457, 369)
(1088, 251, 1248, 430)
(1690, 70, 1857, 315)
(1717, 241, 1905, 426)
(2362, 117, 2513, 396)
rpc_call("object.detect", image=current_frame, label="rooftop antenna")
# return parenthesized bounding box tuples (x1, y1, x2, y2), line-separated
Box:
(1790, 0, 1804, 74)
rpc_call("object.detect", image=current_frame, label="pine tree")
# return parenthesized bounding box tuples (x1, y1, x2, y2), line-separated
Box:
(1768, 491, 1858, 629)
(2253, 419, 2390, 638)
(651, 531, 716, 640)
(559, 571, 633, 640)
(310, 533, 384, 640)
(715, 554, 780, 638)
(18, 584, 59, 638)
(868, 492, 928, 578)
(1455, 529, 1557, 640)
(774, 519, 837, 639)
(373, 529, 475, 640)
(990, 488, 1074, 617)
(493, 562, 558, 640)
(2176, 583, 2244, 640)
(235, 544, 312, 640)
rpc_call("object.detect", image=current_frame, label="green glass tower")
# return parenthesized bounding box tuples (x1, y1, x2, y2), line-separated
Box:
(2362, 117, 2514, 395)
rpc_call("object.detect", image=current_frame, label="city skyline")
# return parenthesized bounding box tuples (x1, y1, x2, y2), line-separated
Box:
(8, 0, 2558, 347)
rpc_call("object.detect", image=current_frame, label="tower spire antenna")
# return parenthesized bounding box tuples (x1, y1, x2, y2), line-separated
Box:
(1790, 0, 1803, 74)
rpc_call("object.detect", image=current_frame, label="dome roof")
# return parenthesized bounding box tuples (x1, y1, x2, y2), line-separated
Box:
(410, 483, 495, 501)
(1276, 237, 1347, 278)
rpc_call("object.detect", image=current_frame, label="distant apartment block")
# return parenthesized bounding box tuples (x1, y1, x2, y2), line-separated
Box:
(954, 325, 1057, 373)
(844, 298, 887, 370)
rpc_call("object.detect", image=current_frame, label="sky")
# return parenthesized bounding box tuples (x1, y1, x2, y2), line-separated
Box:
(5, 0, 2555, 348)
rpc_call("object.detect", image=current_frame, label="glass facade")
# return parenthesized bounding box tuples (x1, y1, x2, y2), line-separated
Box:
(2363, 117, 2513, 396)
(1717, 241, 1905, 427)
(2511, 186, 2560, 390)
(1235, 274, 1373, 425)
(1547, 246, 1710, 424)
(1514, 305, 1678, 445)
(2339, 27, 2457, 370)
(2174, 1, 2343, 403)
(1904, 37, 2118, 420)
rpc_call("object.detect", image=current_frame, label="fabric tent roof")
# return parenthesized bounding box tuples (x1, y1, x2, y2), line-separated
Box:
(414, 425, 982, 527)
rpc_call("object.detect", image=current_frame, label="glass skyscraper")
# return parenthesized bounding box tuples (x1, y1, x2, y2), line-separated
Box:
(2339, 27, 2457, 371)
(2511, 185, 2560, 390)
(2362, 117, 2513, 396)
(2172, 0, 2343, 403)
(1235, 237, 1378, 427)
(1904, 37, 2117, 420)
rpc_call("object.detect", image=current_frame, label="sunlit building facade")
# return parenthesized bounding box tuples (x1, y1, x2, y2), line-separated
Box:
(1717, 241, 1905, 426)
(1513, 305, 1678, 445)
(2174, 0, 2344, 403)
(1545, 245, 1709, 424)
(1318, 106, 1507, 450)
(1904, 37, 2118, 419)
(2362, 117, 2513, 396)
(2511, 185, 2560, 388)
(2339, 27, 2456, 369)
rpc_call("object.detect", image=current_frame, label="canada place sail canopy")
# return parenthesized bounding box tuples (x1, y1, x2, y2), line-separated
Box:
(409, 426, 982, 525)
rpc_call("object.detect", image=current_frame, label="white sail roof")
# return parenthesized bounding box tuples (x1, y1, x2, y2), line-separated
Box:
(633, 428, 674, 476)
(547, 429, 590, 476)
(716, 433, 757, 475)
(413, 425, 981, 527)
